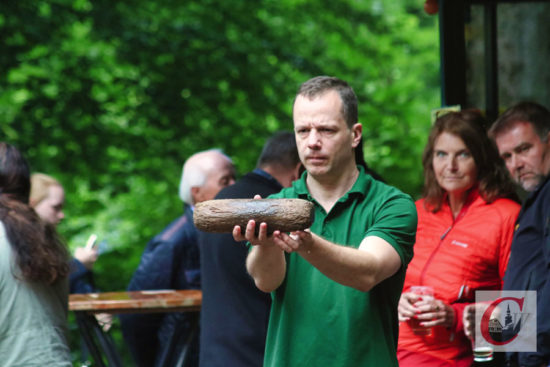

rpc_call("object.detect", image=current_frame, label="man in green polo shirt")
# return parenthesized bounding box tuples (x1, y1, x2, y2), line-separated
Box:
(233, 76, 417, 366)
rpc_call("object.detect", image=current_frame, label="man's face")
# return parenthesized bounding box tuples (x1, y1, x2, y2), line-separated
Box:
(495, 121, 550, 192)
(293, 91, 361, 179)
(194, 157, 236, 203)
(34, 184, 65, 226)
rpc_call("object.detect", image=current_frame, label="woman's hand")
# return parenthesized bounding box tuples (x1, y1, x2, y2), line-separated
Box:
(398, 291, 423, 322)
(399, 292, 455, 328)
(74, 246, 99, 270)
(414, 297, 455, 328)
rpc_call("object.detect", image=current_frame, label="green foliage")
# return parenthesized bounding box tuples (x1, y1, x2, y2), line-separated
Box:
(1, 0, 439, 364)
(1, 0, 440, 292)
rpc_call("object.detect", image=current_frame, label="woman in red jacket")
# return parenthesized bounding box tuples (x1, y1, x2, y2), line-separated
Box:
(397, 110, 521, 366)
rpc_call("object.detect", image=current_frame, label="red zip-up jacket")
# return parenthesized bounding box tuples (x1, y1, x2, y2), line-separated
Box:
(398, 189, 520, 366)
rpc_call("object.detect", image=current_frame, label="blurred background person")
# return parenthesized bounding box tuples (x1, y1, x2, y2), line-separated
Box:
(30, 173, 65, 225)
(30, 172, 112, 343)
(397, 110, 520, 366)
(199, 131, 301, 367)
(121, 148, 235, 367)
(0, 142, 72, 366)
(30, 173, 99, 295)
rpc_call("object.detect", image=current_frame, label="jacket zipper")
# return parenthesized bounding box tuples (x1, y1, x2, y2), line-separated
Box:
(419, 225, 452, 285)
(419, 195, 473, 286)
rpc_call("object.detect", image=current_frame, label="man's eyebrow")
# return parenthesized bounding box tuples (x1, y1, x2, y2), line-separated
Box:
(514, 142, 531, 150)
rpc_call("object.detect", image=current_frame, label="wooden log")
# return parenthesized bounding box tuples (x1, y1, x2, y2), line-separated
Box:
(193, 198, 314, 234)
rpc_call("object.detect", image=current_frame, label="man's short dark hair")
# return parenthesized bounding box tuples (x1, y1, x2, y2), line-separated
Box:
(295, 76, 358, 128)
(256, 131, 299, 170)
(489, 101, 550, 142)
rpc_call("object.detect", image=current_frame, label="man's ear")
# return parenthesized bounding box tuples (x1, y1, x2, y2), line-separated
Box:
(351, 123, 362, 148)
(190, 186, 201, 204)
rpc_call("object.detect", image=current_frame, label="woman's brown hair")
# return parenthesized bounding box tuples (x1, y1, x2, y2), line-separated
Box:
(422, 110, 518, 212)
(0, 142, 69, 283)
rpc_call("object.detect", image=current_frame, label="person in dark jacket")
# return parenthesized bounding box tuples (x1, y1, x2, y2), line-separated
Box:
(120, 149, 236, 367)
(198, 131, 301, 367)
(487, 102, 550, 367)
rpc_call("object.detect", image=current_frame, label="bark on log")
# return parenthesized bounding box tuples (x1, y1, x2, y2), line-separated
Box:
(193, 198, 314, 234)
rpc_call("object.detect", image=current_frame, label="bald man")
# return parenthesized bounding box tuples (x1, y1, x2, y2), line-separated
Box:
(121, 149, 235, 367)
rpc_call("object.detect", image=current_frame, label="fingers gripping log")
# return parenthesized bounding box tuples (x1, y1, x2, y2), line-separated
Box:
(193, 199, 315, 234)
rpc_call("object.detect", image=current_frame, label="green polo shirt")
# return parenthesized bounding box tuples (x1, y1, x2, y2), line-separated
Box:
(264, 166, 417, 367)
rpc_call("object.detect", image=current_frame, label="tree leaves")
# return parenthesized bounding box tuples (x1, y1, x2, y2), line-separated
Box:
(0, 0, 439, 293)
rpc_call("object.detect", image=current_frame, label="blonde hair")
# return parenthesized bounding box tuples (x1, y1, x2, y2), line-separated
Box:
(30, 173, 61, 208)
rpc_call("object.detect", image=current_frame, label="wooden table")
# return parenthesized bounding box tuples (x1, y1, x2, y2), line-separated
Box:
(69, 289, 202, 367)
(69, 289, 202, 314)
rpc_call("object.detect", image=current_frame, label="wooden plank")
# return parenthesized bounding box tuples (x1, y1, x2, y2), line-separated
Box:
(69, 289, 202, 314)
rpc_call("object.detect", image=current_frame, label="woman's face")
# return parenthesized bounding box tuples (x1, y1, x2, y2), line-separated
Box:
(432, 132, 477, 196)
(34, 185, 65, 226)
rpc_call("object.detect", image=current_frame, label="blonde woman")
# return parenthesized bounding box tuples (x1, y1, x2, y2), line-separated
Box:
(30, 173, 99, 293)
(30, 173, 112, 331)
